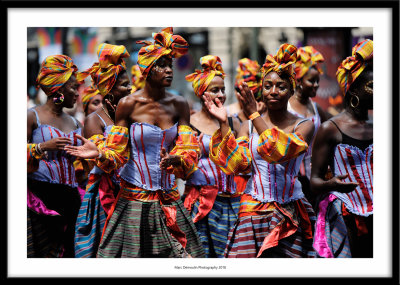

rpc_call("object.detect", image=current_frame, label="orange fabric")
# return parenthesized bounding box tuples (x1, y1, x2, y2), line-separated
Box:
(192, 186, 219, 223)
(98, 174, 117, 216)
(342, 203, 368, 236)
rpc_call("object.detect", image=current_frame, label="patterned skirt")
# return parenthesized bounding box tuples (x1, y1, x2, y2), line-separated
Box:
(313, 194, 373, 258)
(191, 193, 241, 258)
(97, 182, 205, 258)
(224, 194, 316, 258)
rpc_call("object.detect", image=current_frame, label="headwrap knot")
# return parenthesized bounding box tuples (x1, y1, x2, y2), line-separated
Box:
(295, 46, 324, 80)
(136, 27, 189, 80)
(185, 55, 225, 98)
(36, 54, 82, 96)
(336, 39, 373, 95)
(80, 43, 130, 96)
(234, 58, 262, 100)
(261, 43, 298, 91)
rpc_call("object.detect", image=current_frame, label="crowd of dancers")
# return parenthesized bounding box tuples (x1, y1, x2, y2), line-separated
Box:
(27, 27, 373, 258)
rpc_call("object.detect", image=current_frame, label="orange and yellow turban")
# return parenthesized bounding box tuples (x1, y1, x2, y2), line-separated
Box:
(185, 55, 225, 98)
(234, 58, 262, 100)
(336, 39, 373, 96)
(294, 46, 324, 80)
(81, 43, 130, 96)
(81, 84, 100, 111)
(136, 27, 189, 80)
(130, 65, 145, 94)
(260, 43, 298, 91)
(36, 54, 84, 96)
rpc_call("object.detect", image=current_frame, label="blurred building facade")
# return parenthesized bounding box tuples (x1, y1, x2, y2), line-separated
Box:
(27, 26, 372, 113)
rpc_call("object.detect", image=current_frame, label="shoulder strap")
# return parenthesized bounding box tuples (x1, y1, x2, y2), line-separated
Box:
(228, 116, 234, 130)
(30, 108, 41, 126)
(293, 118, 311, 131)
(95, 112, 107, 127)
(248, 119, 254, 134)
(328, 119, 343, 134)
(312, 101, 319, 116)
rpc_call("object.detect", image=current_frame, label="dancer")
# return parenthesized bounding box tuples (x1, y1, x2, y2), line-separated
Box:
(311, 39, 373, 258)
(184, 55, 242, 257)
(65, 27, 205, 258)
(204, 44, 317, 258)
(27, 54, 84, 257)
(73, 43, 132, 258)
(81, 84, 103, 117)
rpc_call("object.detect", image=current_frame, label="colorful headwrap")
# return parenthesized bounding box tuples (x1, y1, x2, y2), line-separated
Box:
(81, 84, 100, 111)
(294, 46, 324, 80)
(185, 55, 225, 98)
(36, 54, 83, 96)
(136, 27, 189, 80)
(260, 43, 298, 91)
(234, 58, 262, 101)
(81, 43, 130, 96)
(336, 39, 373, 96)
(130, 65, 145, 94)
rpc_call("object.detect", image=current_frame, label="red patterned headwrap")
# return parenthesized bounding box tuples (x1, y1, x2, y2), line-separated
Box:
(336, 39, 373, 96)
(137, 27, 189, 80)
(261, 43, 298, 91)
(234, 58, 262, 101)
(80, 43, 130, 96)
(294, 46, 324, 80)
(185, 55, 225, 98)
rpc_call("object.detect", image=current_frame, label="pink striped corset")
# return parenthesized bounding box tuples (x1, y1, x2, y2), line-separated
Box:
(331, 144, 373, 216)
(118, 122, 178, 191)
(28, 124, 82, 187)
(186, 134, 237, 195)
(245, 132, 306, 204)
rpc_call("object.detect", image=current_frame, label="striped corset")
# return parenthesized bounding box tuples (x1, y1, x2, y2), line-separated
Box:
(331, 144, 373, 216)
(245, 132, 305, 203)
(288, 101, 321, 178)
(118, 122, 178, 191)
(28, 125, 82, 187)
(186, 134, 237, 194)
(90, 124, 120, 184)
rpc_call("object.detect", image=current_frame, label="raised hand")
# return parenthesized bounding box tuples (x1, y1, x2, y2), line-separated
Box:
(64, 134, 100, 159)
(202, 92, 227, 124)
(105, 98, 117, 113)
(159, 147, 182, 170)
(327, 174, 359, 193)
(236, 82, 258, 118)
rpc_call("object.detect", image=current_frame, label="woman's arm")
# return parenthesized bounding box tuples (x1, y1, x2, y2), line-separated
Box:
(310, 121, 358, 196)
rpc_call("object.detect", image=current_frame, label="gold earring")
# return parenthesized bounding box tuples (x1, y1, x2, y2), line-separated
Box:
(350, 94, 360, 108)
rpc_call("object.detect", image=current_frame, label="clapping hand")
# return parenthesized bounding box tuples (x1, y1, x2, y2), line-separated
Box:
(202, 92, 227, 124)
(64, 134, 100, 159)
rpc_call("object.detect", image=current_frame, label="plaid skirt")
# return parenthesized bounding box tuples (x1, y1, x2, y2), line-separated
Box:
(97, 184, 205, 258)
(191, 194, 241, 258)
(224, 195, 316, 258)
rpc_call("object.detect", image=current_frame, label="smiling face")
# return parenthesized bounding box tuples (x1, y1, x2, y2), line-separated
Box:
(300, 67, 320, 98)
(203, 75, 226, 106)
(262, 71, 293, 110)
(148, 56, 174, 87)
(57, 74, 80, 109)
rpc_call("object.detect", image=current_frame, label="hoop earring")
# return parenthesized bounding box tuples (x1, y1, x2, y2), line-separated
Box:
(53, 92, 64, 105)
(350, 94, 360, 109)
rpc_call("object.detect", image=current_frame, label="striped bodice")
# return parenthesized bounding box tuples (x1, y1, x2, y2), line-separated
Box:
(118, 122, 178, 191)
(288, 101, 321, 178)
(186, 134, 237, 194)
(245, 131, 305, 204)
(331, 144, 373, 216)
(28, 109, 82, 187)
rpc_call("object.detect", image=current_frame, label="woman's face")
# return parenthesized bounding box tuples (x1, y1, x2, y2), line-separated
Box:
(58, 74, 80, 109)
(262, 71, 293, 110)
(110, 71, 132, 103)
(300, 67, 320, 98)
(86, 94, 103, 116)
(203, 76, 226, 106)
(359, 70, 373, 110)
(149, 56, 174, 87)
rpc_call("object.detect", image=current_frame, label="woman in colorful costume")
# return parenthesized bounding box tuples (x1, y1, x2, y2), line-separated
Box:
(287, 46, 329, 206)
(81, 84, 103, 117)
(184, 55, 242, 258)
(73, 43, 132, 258)
(311, 39, 373, 258)
(203, 44, 317, 258)
(66, 27, 205, 258)
(27, 54, 84, 257)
